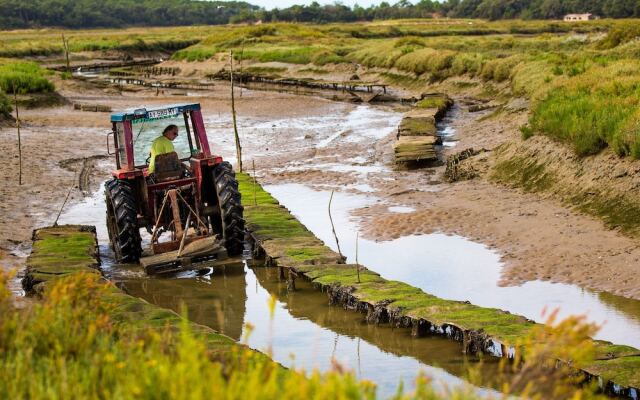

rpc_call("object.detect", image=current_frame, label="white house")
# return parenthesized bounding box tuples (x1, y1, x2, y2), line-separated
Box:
(564, 13, 599, 21)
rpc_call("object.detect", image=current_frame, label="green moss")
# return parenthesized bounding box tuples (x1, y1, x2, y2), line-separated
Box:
(491, 155, 556, 193)
(593, 342, 640, 360)
(399, 117, 436, 136)
(285, 246, 334, 262)
(572, 191, 640, 237)
(25, 226, 99, 287)
(582, 356, 640, 388)
(416, 97, 448, 110)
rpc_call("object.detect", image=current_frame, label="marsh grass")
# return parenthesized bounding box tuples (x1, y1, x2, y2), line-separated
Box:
(0, 61, 54, 94)
(529, 60, 640, 158)
(3, 19, 640, 158)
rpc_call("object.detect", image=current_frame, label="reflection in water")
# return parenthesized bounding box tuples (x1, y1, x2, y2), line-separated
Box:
(120, 262, 501, 398)
(252, 267, 505, 384)
(120, 263, 247, 341)
(265, 183, 640, 348)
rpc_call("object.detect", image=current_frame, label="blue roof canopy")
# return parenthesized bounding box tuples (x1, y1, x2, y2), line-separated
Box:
(110, 103, 201, 122)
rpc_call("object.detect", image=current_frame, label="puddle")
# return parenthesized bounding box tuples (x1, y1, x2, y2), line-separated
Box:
(57, 186, 503, 397)
(388, 206, 416, 213)
(264, 183, 640, 348)
(435, 104, 461, 156)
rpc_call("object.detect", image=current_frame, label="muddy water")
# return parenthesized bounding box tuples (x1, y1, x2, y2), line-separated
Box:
(264, 184, 640, 348)
(57, 189, 504, 398)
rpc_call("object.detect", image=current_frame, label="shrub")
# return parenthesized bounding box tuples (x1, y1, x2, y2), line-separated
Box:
(312, 50, 345, 65)
(0, 61, 55, 94)
(451, 53, 483, 76)
(394, 36, 425, 48)
(598, 22, 640, 49)
(394, 47, 455, 76)
(480, 56, 521, 82)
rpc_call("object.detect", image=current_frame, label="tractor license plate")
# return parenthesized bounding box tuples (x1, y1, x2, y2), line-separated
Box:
(147, 107, 179, 119)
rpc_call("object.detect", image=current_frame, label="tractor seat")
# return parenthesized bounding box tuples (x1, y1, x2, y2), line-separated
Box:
(153, 152, 184, 182)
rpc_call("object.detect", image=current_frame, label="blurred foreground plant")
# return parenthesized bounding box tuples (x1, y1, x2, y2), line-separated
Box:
(0, 271, 610, 399)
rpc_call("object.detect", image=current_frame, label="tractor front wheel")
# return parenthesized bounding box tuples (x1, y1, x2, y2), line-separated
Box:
(212, 162, 245, 256)
(105, 178, 142, 263)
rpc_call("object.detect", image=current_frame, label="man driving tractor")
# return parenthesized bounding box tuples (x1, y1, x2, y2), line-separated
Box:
(148, 124, 179, 174)
(106, 103, 245, 270)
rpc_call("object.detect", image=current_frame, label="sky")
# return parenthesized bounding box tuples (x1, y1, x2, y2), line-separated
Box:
(233, 0, 412, 10)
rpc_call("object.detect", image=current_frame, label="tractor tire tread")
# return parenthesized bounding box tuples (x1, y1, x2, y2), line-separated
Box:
(105, 178, 141, 263)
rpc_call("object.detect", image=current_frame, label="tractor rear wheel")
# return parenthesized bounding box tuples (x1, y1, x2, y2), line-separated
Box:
(212, 162, 245, 256)
(105, 178, 142, 263)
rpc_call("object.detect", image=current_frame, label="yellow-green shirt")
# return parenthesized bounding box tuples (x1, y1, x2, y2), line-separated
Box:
(148, 135, 175, 173)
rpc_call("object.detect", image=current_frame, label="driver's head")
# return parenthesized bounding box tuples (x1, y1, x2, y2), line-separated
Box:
(162, 124, 179, 141)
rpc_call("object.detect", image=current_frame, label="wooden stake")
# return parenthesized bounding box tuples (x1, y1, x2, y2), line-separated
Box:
(229, 50, 243, 172)
(62, 34, 70, 73)
(238, 39, 245, 98)
(356, 232, 360, 283)
(12, 85, 22, 186)
(328, 190, 344, 259)
(252, 159, 257, 206)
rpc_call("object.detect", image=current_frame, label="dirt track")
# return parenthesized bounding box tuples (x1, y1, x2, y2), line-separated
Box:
(1, 73, 640, 303)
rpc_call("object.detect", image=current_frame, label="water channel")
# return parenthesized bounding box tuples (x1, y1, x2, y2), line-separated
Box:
(56, 91, 640, 396)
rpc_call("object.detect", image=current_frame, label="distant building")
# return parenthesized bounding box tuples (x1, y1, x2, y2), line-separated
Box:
(564, 13, 599, 21)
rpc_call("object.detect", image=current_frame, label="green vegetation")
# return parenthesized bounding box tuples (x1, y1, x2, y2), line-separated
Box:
(573, 191, 640, 238)
(529, 60, 640, 158)
(492, 155, 557, 193)
(167, 20, 640, 161)
(1, 268, 389, 399)
(0, 27, 212, 58)
(0, 61, 54, 94)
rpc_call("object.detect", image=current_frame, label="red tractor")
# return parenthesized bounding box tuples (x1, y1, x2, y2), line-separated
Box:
(105, 103, 244, 272)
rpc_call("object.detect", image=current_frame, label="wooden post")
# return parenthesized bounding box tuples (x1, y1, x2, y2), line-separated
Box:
(229, 51, 243, 172)
(238, 39, 245, 98)
(356, 232, 360, 283)
(328, 190, 344, 259)
(12, 85, 22, 186)
(62, 34, 70, 73)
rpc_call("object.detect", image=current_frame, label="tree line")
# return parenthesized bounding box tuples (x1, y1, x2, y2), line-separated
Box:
(1, 0, 639, 29)
(0, 0, 259, 29)
(263, 0, 640, 22)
